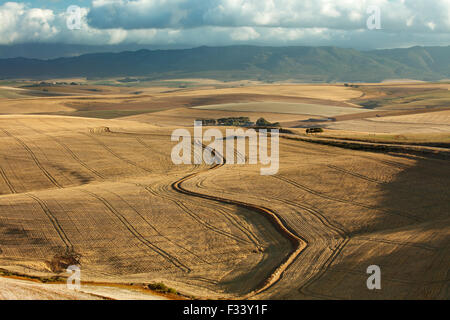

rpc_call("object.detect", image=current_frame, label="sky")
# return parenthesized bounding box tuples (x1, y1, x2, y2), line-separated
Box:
(0, 0, 450, 52)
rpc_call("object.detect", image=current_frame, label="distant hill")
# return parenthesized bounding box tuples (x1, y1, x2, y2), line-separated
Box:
(1, 45, 449, 82)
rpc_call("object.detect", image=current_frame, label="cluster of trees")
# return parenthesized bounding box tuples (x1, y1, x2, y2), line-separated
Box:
(197, 119, 217, 125)
(306, 127, 324, 134)
(196, 117, 253, 126)
(218, 117, 253, 126)
(31, 81, 81, 86)
(255, 117, 280, 127)
(196, 117, 281, 128)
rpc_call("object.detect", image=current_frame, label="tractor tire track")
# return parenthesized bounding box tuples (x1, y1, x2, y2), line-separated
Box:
(185, 175, 262, 248)
(80, 189, 190, 273)
(27, 194, 73, 252)
(138, 137, 202, 174)
(326, 164, 385, 184)
(297, 237, 351, 299)
(80, 133, 152, 174)
(357, 154, 410, 170)
(278, 198, 347, 238)
(274, 198, 351, 298)
(17, 121, 105, 180)
(1, 129, 62, 189)
(281, 135, 409, 170)
(142, 182, 250, 245)
(359, 236, 437, 251)
(193, 175, 275, 249)
(214, 206, 263, 249)
(196, 141, 268, 247)
(170, 144, 308, 299)
(135, 137, 167, 158)
(273, 175, 423, 222)
(0, 166, 16, 194)
(104, 188, 210, 266)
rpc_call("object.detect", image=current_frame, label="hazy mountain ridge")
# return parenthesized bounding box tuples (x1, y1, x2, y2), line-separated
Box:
(1, 45, 449, 82)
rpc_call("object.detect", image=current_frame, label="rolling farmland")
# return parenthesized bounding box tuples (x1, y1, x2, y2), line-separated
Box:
(0, 81, 448, 299)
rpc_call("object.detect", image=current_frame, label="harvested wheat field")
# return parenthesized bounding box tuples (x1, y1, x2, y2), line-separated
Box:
(370, 110, 450, 126)
(172, 84, 362, 101)
(0, 115, 291, 299)
(182, 137, 449, 299)
(0, 82, 448, 300)
(326, 117, 450, 134)
(192, 102, 363, 117)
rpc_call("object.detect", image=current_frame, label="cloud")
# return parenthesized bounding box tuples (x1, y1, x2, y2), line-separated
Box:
(0, 2, 136, 46)
(0, 1, 450, 50)
(230, 27, 260, 41)
(87, 0, 450, 33)
(0, 2, 58, 44)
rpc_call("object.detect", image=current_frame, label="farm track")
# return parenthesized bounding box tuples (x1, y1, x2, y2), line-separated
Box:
(198, 185, 350, 298)
(191, 178, 263, 248)
(186, 155, 356, 299)
(189, 154, 438, 298)
(193, 173, 333, 250)
(141, 182, 250, 245)
(169, 145, 308, 298)
(1, 129, 62, 189)
(189, 173, 262, 247)
(80, 189, 191, 273)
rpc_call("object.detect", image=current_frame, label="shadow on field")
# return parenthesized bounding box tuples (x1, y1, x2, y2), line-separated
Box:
(0, 221, 47, 246)
(379, 156, 449, 222)
(214, 206, 292, 296)
(305, 155, 450, 299)
(51, 164, 94, 185)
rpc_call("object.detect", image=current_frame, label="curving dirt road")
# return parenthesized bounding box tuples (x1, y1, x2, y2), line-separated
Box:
(170, 144, 308, 299)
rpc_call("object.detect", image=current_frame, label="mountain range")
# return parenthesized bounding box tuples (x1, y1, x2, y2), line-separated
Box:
(1, 45, 449, 82)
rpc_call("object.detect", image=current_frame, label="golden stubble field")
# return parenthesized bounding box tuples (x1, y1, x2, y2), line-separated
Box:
(0, 81, 448, 299)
